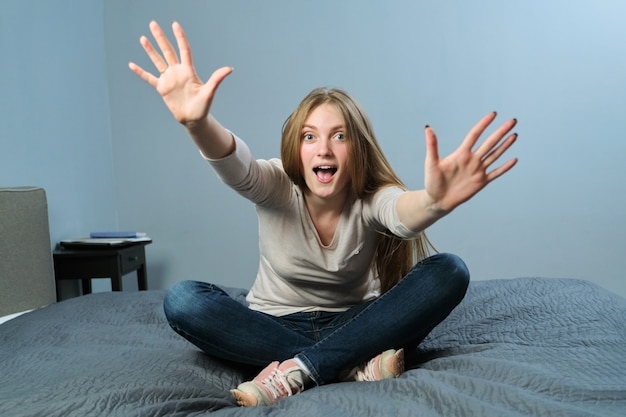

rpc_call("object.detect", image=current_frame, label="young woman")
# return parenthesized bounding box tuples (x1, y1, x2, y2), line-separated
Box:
(129, 21, 518, 407)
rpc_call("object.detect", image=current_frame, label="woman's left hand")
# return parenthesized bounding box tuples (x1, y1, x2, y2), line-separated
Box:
(423, 112, 518, 214)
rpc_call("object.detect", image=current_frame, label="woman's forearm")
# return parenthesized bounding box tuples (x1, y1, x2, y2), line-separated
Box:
(186, 114, 236, 159)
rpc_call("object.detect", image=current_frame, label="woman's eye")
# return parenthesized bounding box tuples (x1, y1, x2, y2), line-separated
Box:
(303, 134, 314, 141)
(335, 133, 345, 140)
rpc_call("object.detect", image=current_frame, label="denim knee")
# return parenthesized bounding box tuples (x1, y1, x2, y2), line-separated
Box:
(434, 252, 470, 299)
(163, 280, 199, 327)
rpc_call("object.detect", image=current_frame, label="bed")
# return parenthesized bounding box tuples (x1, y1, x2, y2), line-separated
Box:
(1, 187, 625, 417)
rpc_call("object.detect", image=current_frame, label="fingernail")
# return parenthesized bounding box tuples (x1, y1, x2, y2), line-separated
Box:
(492, 111, 497, 116)
(425, 125, 430, 129)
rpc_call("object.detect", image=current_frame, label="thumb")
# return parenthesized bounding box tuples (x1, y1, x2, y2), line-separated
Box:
(202, 66, 233, 96)
(424, 125, 440, 166)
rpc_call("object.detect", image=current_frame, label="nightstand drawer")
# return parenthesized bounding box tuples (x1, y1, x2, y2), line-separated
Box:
(119, 246, 146, 275)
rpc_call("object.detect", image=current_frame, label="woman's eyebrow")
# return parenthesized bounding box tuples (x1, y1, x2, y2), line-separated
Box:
(302, 124, 345, 131)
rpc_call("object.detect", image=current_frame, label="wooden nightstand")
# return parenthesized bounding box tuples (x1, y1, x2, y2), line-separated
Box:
(53, 241, 151, 301)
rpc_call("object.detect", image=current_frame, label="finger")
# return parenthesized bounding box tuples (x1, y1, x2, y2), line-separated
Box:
(172, 22, 193, 67)
(486, 157, 518, 182)
(149, 20, 180, 67)
(460, 111, 498, 151)
(139, 35, 169, 74)
(128, 62, 159, 88)
(482, 133, 517, 167)
(475, 118, 517, 159)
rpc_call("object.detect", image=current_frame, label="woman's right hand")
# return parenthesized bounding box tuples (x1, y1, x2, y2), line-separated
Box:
(128, 21, 232, 128)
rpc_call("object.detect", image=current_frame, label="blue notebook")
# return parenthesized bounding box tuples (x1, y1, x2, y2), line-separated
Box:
(90, 231, 148, 239)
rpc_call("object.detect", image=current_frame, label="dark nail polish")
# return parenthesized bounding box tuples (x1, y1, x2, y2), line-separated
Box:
(425, 125, 430, 129)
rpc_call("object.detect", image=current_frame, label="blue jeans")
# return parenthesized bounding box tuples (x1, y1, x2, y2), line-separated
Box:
(163, 253, 469, 385)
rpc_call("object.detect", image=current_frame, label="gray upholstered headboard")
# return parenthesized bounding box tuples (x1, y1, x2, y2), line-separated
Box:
(0, 187, 56, 316)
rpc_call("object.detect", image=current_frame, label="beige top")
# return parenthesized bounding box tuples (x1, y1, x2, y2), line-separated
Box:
(207, 136, 419, 316)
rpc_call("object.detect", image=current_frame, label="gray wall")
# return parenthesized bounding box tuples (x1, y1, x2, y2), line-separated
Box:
(2, 1, 625, 298)
(1, 1, 117, 249)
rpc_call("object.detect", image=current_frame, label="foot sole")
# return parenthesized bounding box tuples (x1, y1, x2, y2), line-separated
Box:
(385, 348, 405, 378)
(230, 388, 258, 407)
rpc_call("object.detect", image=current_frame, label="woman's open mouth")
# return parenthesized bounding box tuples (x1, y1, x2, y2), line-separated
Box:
(313, 166, 337, 182)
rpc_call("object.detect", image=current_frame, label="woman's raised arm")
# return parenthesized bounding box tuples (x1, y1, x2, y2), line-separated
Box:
(128, 21, 235, 159)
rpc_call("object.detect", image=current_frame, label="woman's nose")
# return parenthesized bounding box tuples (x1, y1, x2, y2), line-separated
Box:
(316, 138, 332, 155)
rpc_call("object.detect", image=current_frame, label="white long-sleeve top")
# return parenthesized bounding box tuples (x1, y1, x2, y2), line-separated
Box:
(206, 136, 419, 316)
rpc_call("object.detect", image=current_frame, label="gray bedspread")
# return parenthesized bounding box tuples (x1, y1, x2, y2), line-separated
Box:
(1, 277, 625, 417)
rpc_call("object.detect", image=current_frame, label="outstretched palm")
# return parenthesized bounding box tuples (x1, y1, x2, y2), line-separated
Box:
(424, 112, 518, 213)
(128, 21, 232, 126)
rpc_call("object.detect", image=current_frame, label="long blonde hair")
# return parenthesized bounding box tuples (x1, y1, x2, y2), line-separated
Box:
(281, 87, 434, 293)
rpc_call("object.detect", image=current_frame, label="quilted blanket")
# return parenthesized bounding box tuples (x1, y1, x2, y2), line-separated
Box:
(1, 277, 625, 416)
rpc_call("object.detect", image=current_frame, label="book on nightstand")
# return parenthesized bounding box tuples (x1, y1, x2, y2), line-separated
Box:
(89, 231, 148, 239)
